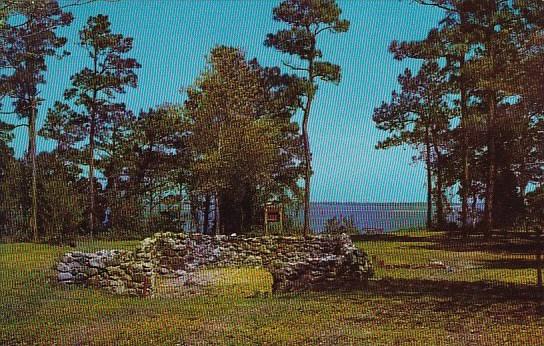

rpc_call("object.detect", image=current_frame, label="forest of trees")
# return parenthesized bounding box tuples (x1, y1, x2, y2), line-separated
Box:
(374, 0, 544, 235)
(0, 0, 351, 241)
(1, 0, 543, 243)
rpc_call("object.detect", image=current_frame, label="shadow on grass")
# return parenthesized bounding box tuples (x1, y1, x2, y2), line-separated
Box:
(372, 231, 543, 256)
(365, 278, 544, 316)
(353, 234, 440, 243)
(369, 278, 538, 299)
(479, 258, 541, 269)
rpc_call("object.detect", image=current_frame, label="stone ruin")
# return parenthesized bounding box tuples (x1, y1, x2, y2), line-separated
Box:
(56, 232, 373, 297)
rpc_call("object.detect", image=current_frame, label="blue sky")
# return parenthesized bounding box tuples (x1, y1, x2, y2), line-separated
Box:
(8, 0, 443, 203)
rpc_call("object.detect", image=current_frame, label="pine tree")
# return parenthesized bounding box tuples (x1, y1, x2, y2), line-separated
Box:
(60, 14, 140, 235)
(390, 0, 530, 234)
(373, 60, 452, 230)
(0, 0, 72, 241)
(129, 106, 185, 233)
(265, 0, 349, 235)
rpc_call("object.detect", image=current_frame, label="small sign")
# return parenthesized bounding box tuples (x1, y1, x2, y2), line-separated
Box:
(264, 203, 283, 234)
(267, 211, 280, 222)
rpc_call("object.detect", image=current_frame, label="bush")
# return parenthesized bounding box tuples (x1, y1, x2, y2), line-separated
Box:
(324, 216, 360, 235)
(526, 187, 544, 227)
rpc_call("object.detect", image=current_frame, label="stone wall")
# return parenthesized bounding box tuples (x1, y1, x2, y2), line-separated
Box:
(57, 233, 373, 296)
(56, 250, 155, 296)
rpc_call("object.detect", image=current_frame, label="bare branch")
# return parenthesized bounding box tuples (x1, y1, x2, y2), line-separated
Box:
(282, 60, 309, 72)
(1, 0, 121, 38)
(315, 25, 334, 35)
(413, 0, 458, 13)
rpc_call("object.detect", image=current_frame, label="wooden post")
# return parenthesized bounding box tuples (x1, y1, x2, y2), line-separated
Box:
(537, 228, 543, 302)
(280, 204, 284, 233)
(264, 208, 268, 236)
(264, 203, 283, 236)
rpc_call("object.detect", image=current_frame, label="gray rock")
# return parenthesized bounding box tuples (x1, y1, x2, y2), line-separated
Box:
(174, 269, 187, 277)
(67, 261, 82, 271)
(57, 262, 71, 272)
(62, 254, 74, 263)
(58, 272, 74, 281)
(84, 267, 99, 276)
(89, 258, 105, 268)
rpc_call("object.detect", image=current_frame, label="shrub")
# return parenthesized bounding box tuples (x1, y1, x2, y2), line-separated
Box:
(324, 216, 360, 235)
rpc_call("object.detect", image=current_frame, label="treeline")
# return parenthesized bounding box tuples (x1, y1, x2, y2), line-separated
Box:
(0, 0, 349, 242)
(374, 0, 544, 234)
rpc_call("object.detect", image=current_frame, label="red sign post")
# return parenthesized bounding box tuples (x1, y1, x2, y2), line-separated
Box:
(264, 203, 283, 235)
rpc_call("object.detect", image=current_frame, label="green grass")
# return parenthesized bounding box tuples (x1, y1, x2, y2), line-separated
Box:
(1, 231, 543, 345)
(363, 230, 539, 285)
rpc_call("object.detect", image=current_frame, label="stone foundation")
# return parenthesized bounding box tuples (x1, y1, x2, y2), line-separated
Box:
(56, 249, 154, 296)
(57, 233, 373, 296)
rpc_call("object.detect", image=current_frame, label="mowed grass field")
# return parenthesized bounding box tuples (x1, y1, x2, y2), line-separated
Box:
(1, 231, 543, 345)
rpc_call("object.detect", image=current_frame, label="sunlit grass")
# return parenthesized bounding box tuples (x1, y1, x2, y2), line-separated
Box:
(358, 232, 539, 285)
(1, 232, 543, 345)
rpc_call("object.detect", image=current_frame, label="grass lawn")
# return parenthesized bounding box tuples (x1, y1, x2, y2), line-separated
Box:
(1, 231, 543, 345)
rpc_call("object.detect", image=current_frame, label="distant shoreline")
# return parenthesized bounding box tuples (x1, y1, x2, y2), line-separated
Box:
(311, 202, 468, 205)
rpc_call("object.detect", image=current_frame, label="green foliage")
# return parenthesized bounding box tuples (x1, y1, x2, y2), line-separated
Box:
(378, 0, 544, 232)
(36, 153, 85, 243)
(42, 14, 141, 235)
(2, 0, 541, 244)
(526, 186, 544, 225)
(0, 144, 26, 240)
(265, 0, 349, 90)
(313, 61, 341, 83)
(373, 60, 451, 229)
(0, 0, 73, 241)
(0, 1, 72, 117)
(266, 0, 349, 60)
(1, 150, 85, 243)
(492, 169, 525, 228)
(323, 216, 359, 235)
(105, 106, 186, 235)
(185, 46, 303, 234)
(40, 102, 85, 154)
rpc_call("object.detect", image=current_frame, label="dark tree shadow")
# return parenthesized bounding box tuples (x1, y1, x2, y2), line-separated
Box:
(365, 278, 544, 317)
(399, 232, 542, 256)
(479, 258, 540, 270)
(352, 234, 440, 243)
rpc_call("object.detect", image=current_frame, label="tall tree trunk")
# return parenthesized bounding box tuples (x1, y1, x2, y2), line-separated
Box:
(89, 113, 96, 236)
(459, 56, 470, 230)
(112, 177, 118, 230)
(537, 228, 543, 298)
(431, 130, 445, 230)
(189, 194, 200, 233)
(425, 128, 433, 231)
(240, 206, 244, 235)
(203, 194, 210, 234)
(435, 158, 445, 229)
(302, 101, 313, 236)
(28, 104, 38, 242)
(471, 188, 478, 228)
(483, 93, 497, 237)
(215, 193, 221, 235)
(302, 56, 316, 236)
(89, 49, 99, 237)
(519, 145, 529, 203)
(241, 187, 254, 232)
(148, 178, 154, 214)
